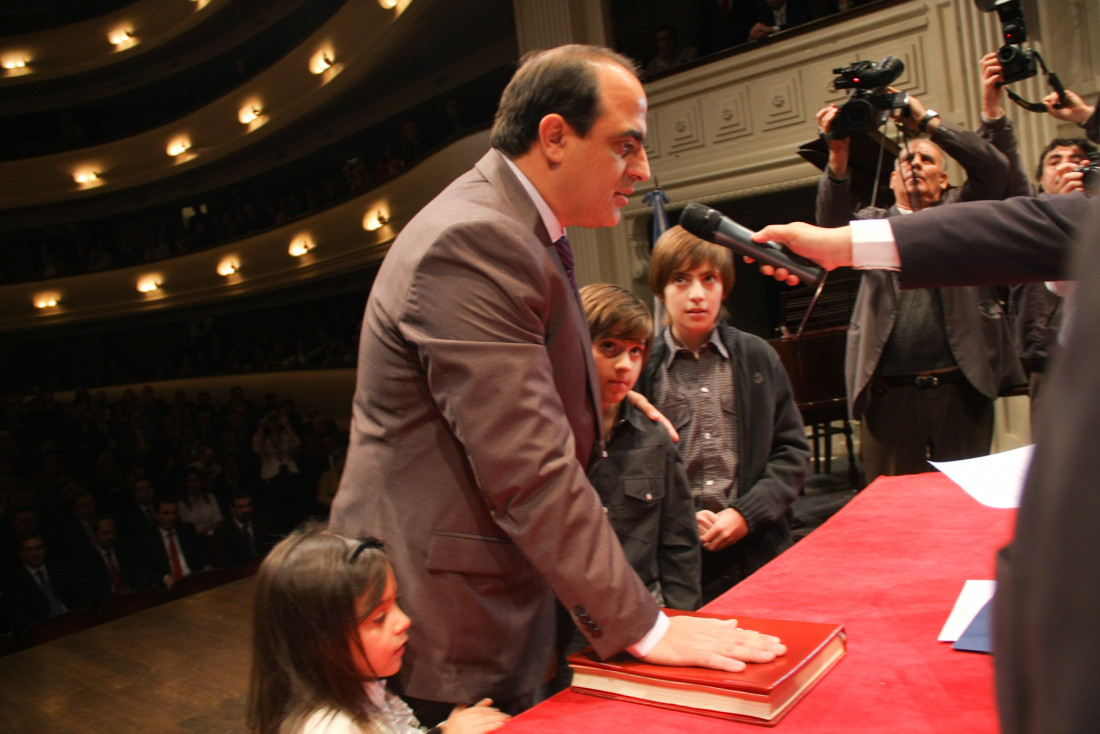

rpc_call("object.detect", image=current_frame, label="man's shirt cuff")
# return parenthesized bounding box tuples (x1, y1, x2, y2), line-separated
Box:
(627, 610, 670, 658)
(850, 218, 901, 270)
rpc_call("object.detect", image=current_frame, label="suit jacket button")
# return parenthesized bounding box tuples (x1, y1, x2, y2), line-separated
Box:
(573, 604, 585, 615)
(590, 628, 603, 639)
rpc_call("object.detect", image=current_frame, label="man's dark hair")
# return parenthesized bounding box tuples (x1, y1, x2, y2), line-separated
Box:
(1035, 137, 1098, 182)
(490, 44, 640, 157)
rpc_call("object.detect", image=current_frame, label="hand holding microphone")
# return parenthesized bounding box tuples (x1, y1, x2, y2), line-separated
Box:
(678, 203, 826, 287)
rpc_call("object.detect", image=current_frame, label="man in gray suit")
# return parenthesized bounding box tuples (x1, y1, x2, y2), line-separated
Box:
(329, 44, 784, 721)
(815, 95, 1020, 482)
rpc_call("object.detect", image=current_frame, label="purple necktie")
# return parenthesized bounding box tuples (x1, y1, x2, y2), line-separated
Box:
(554, 236, 577, 289)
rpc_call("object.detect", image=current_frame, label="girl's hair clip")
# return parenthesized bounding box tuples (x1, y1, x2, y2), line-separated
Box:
(349, 536, 385, 562)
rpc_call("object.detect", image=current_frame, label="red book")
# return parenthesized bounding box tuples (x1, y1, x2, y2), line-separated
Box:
(567, 609, 847, 726)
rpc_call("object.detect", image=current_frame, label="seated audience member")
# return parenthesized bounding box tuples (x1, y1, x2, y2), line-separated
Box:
(143, 496, 208, 589)
(815, 92, 1021, 482)
(77, 516, 151, 608)
(644, 25, 698, 78)
(749, 0, 812, 39)
(698, 0, 756, 54)
(579, 283, 701, 611)
(1, 534, 87, 635)
(211, 490, 276, 570)
(112, 474, 160, 547)
(976, 51, 1098, 421)
(636, 226, 810, 602)
(248, 523, 509, 734)
(177, 466, 223, 537)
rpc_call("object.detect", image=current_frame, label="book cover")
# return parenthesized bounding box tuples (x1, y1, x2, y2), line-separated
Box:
(567, 608, 846, 726)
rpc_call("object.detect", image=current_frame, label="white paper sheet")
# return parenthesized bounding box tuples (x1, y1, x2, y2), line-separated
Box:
(930, 444, 1033, 509)
(939, 579, 996, 642)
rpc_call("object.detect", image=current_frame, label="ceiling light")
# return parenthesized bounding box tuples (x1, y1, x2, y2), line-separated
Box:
(137, 276, 161, 293)
(310, 50, 335, 75)
(217, 257, 240, 276)
(167, 137, 191, 157)
(362, 210, 390, 231)
(2, 57, 28, 69)
(34, 294, 60, 309)
(378, 0, 398, 8)
(73, 169, 100, 184)
(109, 28, 136, 48)
(239, 104, 262, 124)
(288, 236, 316, 257)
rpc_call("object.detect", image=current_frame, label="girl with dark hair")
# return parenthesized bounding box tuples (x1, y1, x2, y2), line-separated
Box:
(248, 522, 509, 734)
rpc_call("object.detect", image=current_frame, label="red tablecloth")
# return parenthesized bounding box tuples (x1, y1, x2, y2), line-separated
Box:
(502, 472, 1016, 733)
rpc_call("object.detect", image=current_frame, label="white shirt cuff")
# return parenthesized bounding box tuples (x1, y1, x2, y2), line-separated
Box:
(627, 610, 670, 658)
(850, 218, 901, 270)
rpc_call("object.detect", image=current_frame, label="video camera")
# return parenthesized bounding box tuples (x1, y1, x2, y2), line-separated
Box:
(829, 57, 909, 139)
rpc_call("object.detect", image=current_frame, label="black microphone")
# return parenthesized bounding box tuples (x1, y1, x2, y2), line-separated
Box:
(678, 202, 825, 287)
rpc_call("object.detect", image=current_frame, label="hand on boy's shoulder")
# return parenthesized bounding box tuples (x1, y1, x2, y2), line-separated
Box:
(626, 391, 679, 442)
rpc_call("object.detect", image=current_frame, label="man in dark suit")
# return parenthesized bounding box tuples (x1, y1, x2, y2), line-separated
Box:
(816, 95, 1020, 482)
(329, 44, 784, 721)
(210, 489, 274, 570)
(76, 516, 151, 608)
(143, 496, 207, 589)
(754, 175, 1097, 734)
(1, 534, 87, 635)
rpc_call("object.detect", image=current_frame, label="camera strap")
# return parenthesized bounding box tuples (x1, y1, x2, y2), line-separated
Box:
(1004, 51, 1066, 113)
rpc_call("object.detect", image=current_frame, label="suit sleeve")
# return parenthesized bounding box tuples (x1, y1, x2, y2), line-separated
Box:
(892, 193, 1089, 288)
(816, 169, 856, 228)
(931, 119, 1009, 202)
(977, 116, 1034, 198)
(404, 219, 658, 656)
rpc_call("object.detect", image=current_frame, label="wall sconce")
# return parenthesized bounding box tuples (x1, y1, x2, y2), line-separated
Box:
(34, 294, 60, 309)
(166, 137, 192, 157)
(362, 210, 390, 231)
(217, 257, 240, 276)
(310, 50, 334, 75)
(378, 0, 398, 8)
(288, 236, 316, 257)
(73, 169, 100, 184)
(108, 28, 136, 48)
(2, 57, 28, 69)
(137, 276, 161, 293)
(238, 104, 262, 124)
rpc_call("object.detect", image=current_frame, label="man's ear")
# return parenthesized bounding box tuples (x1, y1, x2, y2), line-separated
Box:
(538, 114, 568, 164)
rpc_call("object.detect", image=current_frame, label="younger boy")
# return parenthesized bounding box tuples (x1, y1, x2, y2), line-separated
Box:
(578, 283, 701, 612)
(637, 225, 810, 602)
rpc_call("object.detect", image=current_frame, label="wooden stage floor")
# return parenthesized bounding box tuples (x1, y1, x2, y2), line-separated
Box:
(0, 576, 256, 733)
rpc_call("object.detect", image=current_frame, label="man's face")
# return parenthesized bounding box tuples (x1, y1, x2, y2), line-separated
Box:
(155, 502, 179, 531)
(133, 479, 154, 505)
(1039, 145, 1088, 194)
(230, 497, 253, 523)
(662, 262, 725, 346)
(890, 141, 948, 210)
(592, 337, 647, 409)
(93, 519, 117, 550)
(554, 62, 650, 228)
(19, 537, 46, 569)
(656, 29, 675, 55)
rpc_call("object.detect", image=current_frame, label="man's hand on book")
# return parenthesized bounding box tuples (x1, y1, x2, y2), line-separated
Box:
(641, 615, 787, 672)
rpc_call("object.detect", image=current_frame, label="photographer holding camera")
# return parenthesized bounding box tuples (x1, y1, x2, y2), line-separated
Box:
(815, 87, 1021, 483)
(977, 51, 1099, 421)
